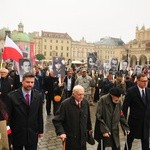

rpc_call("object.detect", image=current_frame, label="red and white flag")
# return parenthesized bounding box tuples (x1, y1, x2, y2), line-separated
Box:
(3, 36, 23, 62)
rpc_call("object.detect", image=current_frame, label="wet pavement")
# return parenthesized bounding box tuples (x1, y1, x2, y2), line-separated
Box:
(38, 102, 141, 150)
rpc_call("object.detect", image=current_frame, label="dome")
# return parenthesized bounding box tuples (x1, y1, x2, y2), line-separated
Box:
(11, 32, 30, 42)
(0, 27, 10, 40)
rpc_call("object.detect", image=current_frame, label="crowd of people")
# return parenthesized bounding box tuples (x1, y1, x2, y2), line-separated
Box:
(0, 60, 150, 150)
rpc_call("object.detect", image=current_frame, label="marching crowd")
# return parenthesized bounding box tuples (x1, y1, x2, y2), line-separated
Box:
(0, 62, 150, 150)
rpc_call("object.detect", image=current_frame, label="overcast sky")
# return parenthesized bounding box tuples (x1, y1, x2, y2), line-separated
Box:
(0, 0, 150, 43)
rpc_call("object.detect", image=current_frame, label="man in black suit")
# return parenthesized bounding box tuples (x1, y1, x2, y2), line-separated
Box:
(63, 69, 75, 98)
(122, 73, 150, 150)
(8, 73, 43, 150)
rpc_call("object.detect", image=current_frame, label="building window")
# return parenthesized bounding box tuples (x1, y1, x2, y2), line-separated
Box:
(50, 52, 52, 56)
(61, 40, 63, 43)
(66, 53, 69, 57)
(50, 40, 52, 43)
(44, 45, 46, 49)
(61, 53, 63, 57)
(67, 47, 69, 51)
(44, 39, 47, 42)
(61, 46, 63, 50)
(44, 51, 46, 56)
(50, 46, 52, 50)
(56, 52, 58, 56)
(67, 41, 69, 44)
(56, 46, 58, 50)
(56, 40, 58, 43)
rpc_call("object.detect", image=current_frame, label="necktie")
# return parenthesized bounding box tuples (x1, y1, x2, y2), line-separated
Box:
(78, 102, 81, 108)
(25, 94, 29, 105)
(142, 90, 146, 105)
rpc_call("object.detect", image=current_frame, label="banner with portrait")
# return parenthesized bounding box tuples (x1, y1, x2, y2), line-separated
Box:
(133, 65, 142, 76)
(109, 57, 119, 75)
(52, 57, 65, 78)
(119, 60, 129, 76)
(87, 52, 97, 71)
(19, 59, 33, 81)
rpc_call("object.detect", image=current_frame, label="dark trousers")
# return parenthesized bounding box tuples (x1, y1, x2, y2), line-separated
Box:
(12, 144, 37, 150)
(45, 94, 52, 115)
(124, 133, 149, 150)
(65, 91, 72, 98)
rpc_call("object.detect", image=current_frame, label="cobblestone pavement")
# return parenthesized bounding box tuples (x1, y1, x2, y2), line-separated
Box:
(38, 102, 141, 150)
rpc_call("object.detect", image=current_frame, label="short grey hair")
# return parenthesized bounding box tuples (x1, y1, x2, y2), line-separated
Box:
(72, 85, 84, 94)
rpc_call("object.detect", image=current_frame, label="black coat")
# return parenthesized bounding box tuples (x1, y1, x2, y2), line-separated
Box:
(122, 85, 150, 139)
(64, 75, 75, 92)
(7, 88, 43, 146)
(52, 96, 92, 150)
(43, 76, 58, 99)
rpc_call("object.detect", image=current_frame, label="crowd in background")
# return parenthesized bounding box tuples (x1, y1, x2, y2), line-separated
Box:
(0, 59, 150, 150)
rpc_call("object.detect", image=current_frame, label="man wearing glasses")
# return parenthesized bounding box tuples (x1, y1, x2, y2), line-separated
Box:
(122, 73, 150, 150)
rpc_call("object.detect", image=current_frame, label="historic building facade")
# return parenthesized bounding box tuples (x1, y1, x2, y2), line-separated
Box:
(33, 31, 72, 63)
(71, 37, 95, 63)
(94, 37, 125, 64)
(122, 26, 150, 68)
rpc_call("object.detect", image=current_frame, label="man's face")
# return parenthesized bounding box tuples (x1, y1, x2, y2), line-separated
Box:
(22, 61, 31, 73)
(111, 95, 121, 103)
(22, 77, 35, 91)
(73, 89, 84, 102)
(111, 59, 118, 70)
(137, 76, 148, 89)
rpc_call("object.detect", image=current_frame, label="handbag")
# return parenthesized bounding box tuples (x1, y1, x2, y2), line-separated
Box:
(87, 130, 95, 145)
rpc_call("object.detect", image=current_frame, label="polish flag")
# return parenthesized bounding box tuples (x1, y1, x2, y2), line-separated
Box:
(3, 36, 23, 62)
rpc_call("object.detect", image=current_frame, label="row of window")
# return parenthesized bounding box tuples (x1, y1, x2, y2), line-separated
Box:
(44, 39, 70, 44)
(44, 51, 69, 57)
(44, 45, 70, 51)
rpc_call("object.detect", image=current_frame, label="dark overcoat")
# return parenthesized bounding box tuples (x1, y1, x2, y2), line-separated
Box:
(52, 96, 92, 150)
(122, 85, 150, 139)
(94, 94, 129, 148)
(7, 88, 43, 146)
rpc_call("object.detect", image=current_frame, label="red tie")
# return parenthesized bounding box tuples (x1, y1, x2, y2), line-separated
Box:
(78, 102, 81, 108)
(25, 94, 29, 105)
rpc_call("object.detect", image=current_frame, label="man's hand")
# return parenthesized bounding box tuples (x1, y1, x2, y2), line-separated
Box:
(59, 134, 67, 141)
(103, 132, 110, 138)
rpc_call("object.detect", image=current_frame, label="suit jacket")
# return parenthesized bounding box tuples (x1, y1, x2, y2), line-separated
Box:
(64, 75, 75, 92)
(122, 85, 150, 139)
(52, 96, 92, 150)
(8, 88, 43, 146)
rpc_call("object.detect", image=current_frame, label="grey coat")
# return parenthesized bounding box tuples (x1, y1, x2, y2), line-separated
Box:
(95, 94, 129, 148)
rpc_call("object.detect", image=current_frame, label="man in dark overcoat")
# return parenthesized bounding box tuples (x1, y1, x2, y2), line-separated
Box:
(63, 69, 75, 98)
(94, 87, 129, 150)
(7, 73, 43, 150)
(122, 73, 150, 150)
(52, 85, 92, 150)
